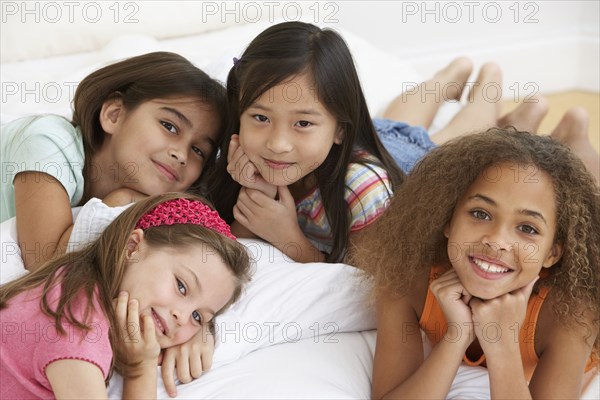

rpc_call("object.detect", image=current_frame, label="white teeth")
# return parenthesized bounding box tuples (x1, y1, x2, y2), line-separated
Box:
(152, 310, 165, 334)
(473, 258, 510, 274)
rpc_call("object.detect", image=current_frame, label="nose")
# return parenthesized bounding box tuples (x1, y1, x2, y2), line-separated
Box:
(482, 223, 514, 253)
(171, 308, 190, 327)
(169, 147, 187, 166)
(266, 127, 293, 154)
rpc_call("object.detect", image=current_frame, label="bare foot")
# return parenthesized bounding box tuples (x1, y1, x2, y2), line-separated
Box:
(465, 62, 503, 117)
(383, 57, 473, 128)
(433, 57, 474, 102)
(498, 94, 549, 132)
(551, 107, 599, 183)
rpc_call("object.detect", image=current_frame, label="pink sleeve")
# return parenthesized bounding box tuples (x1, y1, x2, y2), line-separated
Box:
(34, 293, 112, 383)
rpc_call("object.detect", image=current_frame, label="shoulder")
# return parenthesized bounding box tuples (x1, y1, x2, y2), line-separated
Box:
(345, 153, 392, 198)
(39, 286, 112, 379)
(536, 288, 597, 356)
(346, 152, 390, 183)
(2, 114, 81, 148)
(344, 153, 392, 231)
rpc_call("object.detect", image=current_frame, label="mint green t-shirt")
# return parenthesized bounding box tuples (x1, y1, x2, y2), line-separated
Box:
(1, 115, 85, 222)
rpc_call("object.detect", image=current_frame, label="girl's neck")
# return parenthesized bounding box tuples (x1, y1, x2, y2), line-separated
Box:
(87, 138, 122, 199)
(289, 173, 317, 200)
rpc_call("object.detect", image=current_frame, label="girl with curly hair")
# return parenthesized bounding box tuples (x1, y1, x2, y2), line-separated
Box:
(353, 128, 599, 399)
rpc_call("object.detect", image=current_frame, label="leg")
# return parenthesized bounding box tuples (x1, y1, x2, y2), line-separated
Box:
(550, 107, 599, 183)
(383, 57, 473, 129)
(498, 94, 549, 133)
(431, 62, 503, 144)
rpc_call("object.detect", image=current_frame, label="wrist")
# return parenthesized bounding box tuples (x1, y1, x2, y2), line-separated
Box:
(443, 323, 474, 350)
(122, 360, 157, 378)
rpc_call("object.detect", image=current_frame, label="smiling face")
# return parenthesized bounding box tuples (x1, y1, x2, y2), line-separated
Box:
(102, 97, 220, 195)
(238, 73, 343, 189)
(119, 229, 236, 348)
(444, 162, 563, 300)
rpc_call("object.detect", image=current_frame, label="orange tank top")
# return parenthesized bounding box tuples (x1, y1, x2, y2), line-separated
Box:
(419, 266, 595, 380)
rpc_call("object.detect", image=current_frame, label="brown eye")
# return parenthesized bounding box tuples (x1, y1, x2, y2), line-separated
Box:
(161, 121, 177, 134)
(471, 210, 490, 220)
(296, 120, 312, 127)
(253, 114, 269, 122)
(519, 225, 538, 235)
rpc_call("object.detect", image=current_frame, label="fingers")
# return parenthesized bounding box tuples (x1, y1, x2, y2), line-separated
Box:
(198, 332, 214, 372)
(141, 311, 157, 346)
(127, 298, 140, 339)
(227, 137, 256, 185)
(115, 291, 129, 329)
(238, 187, 273, 210)
(227, 134, 240, 164)
(159, 339, 213, 398)
(430, 270, 472, 305)
(161, 349, 178, 398)
(277, 185, 294, 206)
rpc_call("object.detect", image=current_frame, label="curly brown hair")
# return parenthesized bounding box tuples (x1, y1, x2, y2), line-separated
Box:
(353, 128, 599, 356)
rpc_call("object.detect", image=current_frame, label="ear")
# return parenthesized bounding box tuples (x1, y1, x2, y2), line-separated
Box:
(542, 241, 563, 269)
(333, 126, 344, 145)
(125, 228, 145, 259)
(99, 96, 125, 136)
(443, 223, 451, 239)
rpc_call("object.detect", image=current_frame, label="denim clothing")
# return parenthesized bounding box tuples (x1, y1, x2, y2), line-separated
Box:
(373, 118, 436, 174)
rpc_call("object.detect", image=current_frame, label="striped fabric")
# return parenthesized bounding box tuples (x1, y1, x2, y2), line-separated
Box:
(295, 153, 392, 254)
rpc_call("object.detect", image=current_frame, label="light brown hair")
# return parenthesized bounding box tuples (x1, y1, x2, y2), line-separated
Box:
(0, 192, 251, 379)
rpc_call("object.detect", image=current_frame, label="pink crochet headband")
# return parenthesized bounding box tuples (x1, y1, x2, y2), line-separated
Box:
(135, 198, 236, 240)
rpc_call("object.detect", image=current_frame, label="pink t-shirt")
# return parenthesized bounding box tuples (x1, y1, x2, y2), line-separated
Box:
(1, 276, 112, 398)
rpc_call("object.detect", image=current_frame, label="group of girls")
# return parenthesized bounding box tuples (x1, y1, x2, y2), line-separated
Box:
(1, 21, 598, 399)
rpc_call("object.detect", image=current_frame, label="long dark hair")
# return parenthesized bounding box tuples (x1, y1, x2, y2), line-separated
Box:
(205, 22, 403, 262)
(72, 52, 228, 202)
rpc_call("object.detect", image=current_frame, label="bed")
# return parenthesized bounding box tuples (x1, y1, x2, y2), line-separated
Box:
(2, 9, 598, 399)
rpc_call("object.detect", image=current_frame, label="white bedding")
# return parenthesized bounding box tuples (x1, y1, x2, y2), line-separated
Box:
(2, 18, 598, 400)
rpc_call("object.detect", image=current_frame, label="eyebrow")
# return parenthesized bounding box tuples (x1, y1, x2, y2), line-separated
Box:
(248, 102, 323, 117)
(161, 107, 193, 129)
(184, 266, 216, 317)
(468, 194, 548, 226)
(162, 107, 217, 150)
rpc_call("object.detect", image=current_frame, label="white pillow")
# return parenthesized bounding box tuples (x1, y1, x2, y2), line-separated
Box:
(66, 198, 376, 368)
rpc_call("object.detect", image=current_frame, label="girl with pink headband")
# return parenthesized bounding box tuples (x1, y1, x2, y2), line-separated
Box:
(0, 193, 251, 399)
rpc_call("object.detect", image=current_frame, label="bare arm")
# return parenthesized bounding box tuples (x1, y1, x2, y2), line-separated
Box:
(14, 172, 73, 271)
(46, 359, 108, 399)
(373, 286, 472, 399)
(528, 303, 597, 399)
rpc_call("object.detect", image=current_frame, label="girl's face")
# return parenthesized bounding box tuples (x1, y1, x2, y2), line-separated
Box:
(119, 229, 236, 348)
(104, 97, 220, 195)
(444, 162, 563, 300)
(238, 73, 343, 189)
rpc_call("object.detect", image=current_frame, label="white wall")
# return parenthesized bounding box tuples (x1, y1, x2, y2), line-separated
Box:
(332, 1, 599, 95)
(1, 1, 598, 96)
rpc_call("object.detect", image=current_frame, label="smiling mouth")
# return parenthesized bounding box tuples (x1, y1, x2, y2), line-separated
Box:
(153, 161, 179, 182)
(471, 257, 512, 274)
(264, 159, 293, 169)
(151, 309, 167, 335)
